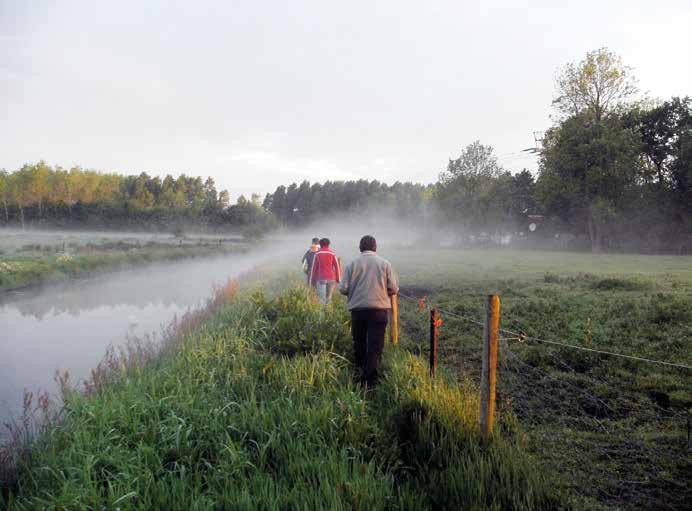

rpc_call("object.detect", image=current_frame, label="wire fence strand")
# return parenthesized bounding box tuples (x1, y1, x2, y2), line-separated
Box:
(397, 291, 691, 371)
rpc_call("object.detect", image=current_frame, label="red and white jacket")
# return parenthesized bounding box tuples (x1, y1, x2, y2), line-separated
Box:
(309, 247, 341, 284)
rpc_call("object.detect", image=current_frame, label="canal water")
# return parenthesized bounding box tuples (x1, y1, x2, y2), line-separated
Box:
(0, 252, 258, 429)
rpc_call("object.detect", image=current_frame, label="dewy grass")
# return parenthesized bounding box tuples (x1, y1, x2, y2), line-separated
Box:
(2, 283, 562, 510)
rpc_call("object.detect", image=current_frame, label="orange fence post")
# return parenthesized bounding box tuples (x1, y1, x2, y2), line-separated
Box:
(480, 294, 500, 440)
(390, 294, 399, 345)
(430, 308, 439, 377)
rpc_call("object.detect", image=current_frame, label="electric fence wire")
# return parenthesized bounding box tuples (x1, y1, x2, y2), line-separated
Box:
(396, 290, 690, 490)
(500, 311, 688, 419)
(397, 291, 487, 329)
(398, 291, 691, 370)
(396, 290, 690, 424)
(499, 324, 692, 371)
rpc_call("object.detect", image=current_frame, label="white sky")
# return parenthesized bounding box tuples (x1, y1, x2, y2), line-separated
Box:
(1, 0, 690, 200)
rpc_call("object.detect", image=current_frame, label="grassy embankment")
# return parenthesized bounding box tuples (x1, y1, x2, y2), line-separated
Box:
(389, 249, 691, 510)
(0, 240, 246, 292)
(2, 272, 563, 510)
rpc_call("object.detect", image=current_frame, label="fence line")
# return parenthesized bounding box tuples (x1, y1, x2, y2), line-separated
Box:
(397, 289, 690, 432)
(398, 289, 691, 416)
(500, 325, 692, 370)
(396, 291, 691, 371)
(394, 289, 690, 509)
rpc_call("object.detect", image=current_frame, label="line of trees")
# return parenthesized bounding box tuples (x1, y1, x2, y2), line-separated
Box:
(0, 164, 274, 234)
(261, 49, 689, 253)
(261, 180, 431, 226)
(2, 48, 689, 251)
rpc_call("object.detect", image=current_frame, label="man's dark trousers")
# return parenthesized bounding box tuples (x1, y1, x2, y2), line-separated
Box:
(351, 309, 388, 386)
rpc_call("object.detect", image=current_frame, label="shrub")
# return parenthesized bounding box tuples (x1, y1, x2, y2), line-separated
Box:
(249, 287, 351, 356)
(543, 273, 561, 283)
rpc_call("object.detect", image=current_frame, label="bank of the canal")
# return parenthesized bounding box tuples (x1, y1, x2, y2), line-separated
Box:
(0, 242, 247, 292)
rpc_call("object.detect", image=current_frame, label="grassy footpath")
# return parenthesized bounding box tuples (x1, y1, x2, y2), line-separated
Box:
(389, 249, 691, 510)
(1, 278, 562, 510)
(0, 243, 245, 292)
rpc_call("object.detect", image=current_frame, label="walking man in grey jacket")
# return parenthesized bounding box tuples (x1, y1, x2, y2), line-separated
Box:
(339, 235, 399, 387)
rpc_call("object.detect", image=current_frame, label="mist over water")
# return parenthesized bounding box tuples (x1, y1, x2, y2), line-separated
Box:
(0, 220, 423, 431)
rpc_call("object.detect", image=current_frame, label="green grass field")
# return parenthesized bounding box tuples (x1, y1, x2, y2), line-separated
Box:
(389, 248, 691, 510)
(1, 248, 690, 510)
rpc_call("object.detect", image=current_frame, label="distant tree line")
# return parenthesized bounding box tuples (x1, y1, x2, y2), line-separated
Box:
(2, 48, 689, 252)
(262, 180, 431, 226)
(261, 52, 689, 253)
(0, 164, 273, 235)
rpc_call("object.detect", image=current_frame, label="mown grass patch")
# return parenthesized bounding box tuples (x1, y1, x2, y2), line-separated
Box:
(2, 284, 561, 510)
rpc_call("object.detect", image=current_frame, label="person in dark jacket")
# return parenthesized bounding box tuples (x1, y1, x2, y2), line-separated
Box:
(301, 237, 320, 285)
(339, 235, 398, 386)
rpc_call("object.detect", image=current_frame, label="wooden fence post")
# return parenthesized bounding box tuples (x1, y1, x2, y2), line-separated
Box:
(429, 308, 439, 378)
(390, 294, 399, 345)
(480, 294, 500, 440)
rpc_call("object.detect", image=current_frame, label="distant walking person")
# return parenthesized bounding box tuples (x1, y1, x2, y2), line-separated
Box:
(309, 238, 341, 304)
(339, 235, 398, 387)
(301, 237, 320, 286)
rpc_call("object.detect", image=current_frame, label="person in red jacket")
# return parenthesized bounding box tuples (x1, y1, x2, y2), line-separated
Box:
(309, 238, 341, 304)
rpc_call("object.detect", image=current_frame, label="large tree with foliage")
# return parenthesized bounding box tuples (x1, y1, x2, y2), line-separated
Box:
(435, 141, 506, 237)
(538, 112, 641, 252)
(540, 49, 644, 252)
(625, 96, 692, 251)
(635, 97, 691, 191)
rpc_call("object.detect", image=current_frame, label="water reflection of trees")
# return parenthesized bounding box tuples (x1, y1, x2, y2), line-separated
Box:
(3, 287, 187, 319)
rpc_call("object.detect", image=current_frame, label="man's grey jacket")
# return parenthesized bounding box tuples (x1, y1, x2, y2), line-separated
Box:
(339, 251, 399, 310)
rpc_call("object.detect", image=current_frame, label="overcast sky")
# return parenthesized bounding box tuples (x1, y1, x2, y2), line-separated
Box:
(1, 1, 690, 200)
